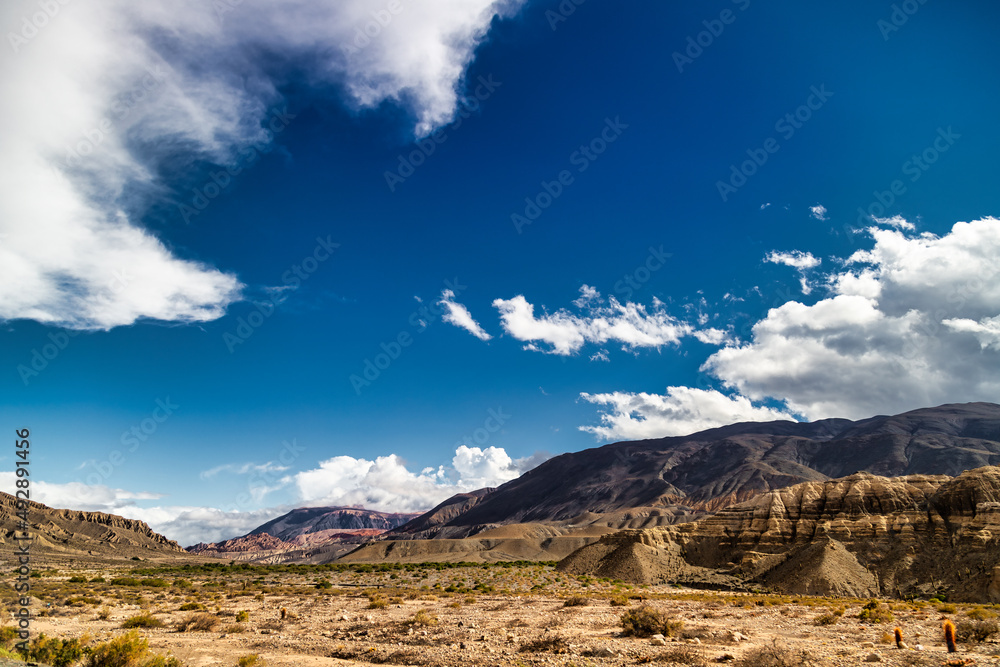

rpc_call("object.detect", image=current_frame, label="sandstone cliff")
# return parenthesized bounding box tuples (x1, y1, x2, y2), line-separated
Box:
(559, 466, 1000, 602)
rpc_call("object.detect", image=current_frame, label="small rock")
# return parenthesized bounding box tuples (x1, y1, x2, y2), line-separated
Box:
(862, 642, 876, 649)
(864, 652, 882, 662)
(914, 644, 924, 651)
(716, 654, 735, 663)
(650, 634, 666, 646)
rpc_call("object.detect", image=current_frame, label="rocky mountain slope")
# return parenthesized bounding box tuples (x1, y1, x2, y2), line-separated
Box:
(559, 466, 1000, 602)
(0, 492, 185, 561)
(186, 506, 421, 562)
(247, 506, 419, 541)
(388, 403, 1000, 540)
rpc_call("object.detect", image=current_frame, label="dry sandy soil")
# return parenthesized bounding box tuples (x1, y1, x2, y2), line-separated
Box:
(5, 562, 1000, 667)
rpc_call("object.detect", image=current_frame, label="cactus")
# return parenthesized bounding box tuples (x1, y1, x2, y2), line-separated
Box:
(943, 619, 957, 653)
(894, 626, 903, 649)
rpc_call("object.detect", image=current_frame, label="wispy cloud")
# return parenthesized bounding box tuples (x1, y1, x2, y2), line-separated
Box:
(439, 289, 492, 341)
(0, 0, 525, 329)
(199, 461, 290, 480)
(809, 204, 829, 221)
(492, 289, 707, 356)
(765, 250, 822, 295)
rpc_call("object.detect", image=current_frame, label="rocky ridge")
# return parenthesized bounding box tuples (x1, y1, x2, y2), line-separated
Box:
(0, 492, 185, 559)
(559, 465, 1000, 601)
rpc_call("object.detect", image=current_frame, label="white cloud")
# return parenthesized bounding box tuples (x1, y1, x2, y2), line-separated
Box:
(492, 292, 697, 356)
(291, 445, 546, 513)
(809, 204, 829, 221)
(705, 218, 1000, 420)
(873, 214, 916, 231)
(572, 284, 600, 307)
(579, 387, 795, 441)
(0, 0, 524, 329)
(439, 289, 492, 341)
(765, 250, 822, 295)
(944, 315, 1000, 351)
(765, 250, 821, 270)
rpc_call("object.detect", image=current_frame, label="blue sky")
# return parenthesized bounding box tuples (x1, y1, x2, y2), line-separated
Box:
(3, 0, 1000, 545)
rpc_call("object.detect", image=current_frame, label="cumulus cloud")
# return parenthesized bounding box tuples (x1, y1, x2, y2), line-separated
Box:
(492, 292, 700, 356)
(0, 0, 523, 329)
(765, 250, 822, 295)
(705, 218, 1000, 420)
(579, 387, 795, 440)
(292, 445, 545, 513)
(809, 204, 829, 221)
(439, 289, 492, 341)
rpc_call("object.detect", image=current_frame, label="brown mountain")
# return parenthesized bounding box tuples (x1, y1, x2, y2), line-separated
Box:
(246, 506, 420, 542)
(385, 402, 1000, 540)
(559, 466, 1000, 602)
(0, 492, 185, 562)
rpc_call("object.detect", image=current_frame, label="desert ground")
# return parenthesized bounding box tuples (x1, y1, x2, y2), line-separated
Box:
(3, 561, 1000, 667)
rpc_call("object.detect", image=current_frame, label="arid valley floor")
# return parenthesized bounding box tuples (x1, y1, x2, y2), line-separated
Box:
(4, 560, 1000, 667)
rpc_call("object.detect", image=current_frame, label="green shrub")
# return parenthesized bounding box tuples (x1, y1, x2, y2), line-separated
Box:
(858, 600, 893, 624)
(563, 595, 589, 607)
(122, 612, 164, 628)
(0, 626, 18, 649)
(237, 654, 266, 667)
(26, 634, 89, 667)
(68, 576, 88, 583)
(110, 577, 142, 587)
(235, 610, 249, 622)
(86, 630, 181, 667)
(179, 603, 205, 611)
(620, 605, 684, 638)
(609, 594, 630, 607)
